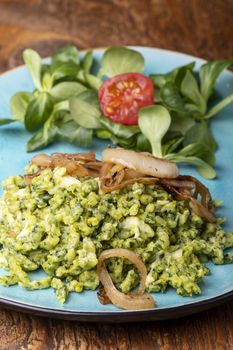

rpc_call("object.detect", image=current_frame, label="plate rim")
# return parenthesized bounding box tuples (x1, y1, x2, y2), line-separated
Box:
(0, 45, 233, 321)
(0, 290, 232, 322)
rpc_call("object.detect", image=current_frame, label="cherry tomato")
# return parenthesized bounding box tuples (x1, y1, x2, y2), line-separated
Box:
(98, 73, 154, 125)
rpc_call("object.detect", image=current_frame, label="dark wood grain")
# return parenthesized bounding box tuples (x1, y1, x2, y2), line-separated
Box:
(0, 0, 232, 73)
(0, 0, 233, 349)
(0, 302, 233, 350)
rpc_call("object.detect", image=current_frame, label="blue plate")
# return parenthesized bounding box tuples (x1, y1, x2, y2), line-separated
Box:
(0, 47, 233, 322)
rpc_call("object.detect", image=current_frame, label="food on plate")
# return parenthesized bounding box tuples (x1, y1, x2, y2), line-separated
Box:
(0, 46, 232, 179)
(98, 73, 154, 125)
(97, 248, 155, 310)
(0, 149, 232, 309)
(102, 147, 179, 178)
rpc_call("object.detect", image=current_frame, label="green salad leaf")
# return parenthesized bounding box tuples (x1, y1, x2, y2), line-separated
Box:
(41, 71, 53, 91)
(27, 128, 54, 152)
(82, 51, 93, 73)
(60, 125, 93, 147)
(85, 74, 102, 90)
(183, 121, 217, 152)
(99, 115, 140, 139)
(150, 62, 195, 88)
(10, 92, 32, 121)
(52, 45, 80, 65)
(100, 46, 144, 77)
(176, 143, 215, 166)
(0, 45, 232, 179)
(0, 118, 17, 126)
(162, 132, 183, 155)
(166, 154, 216, 179)
(50, 62, 80, 81)
(181, 70, 206, 115)
(23, 49, 42, 90)
(138, 105, 171, 157)
(169, 112, 195, 135)
(70, 91, 102, 129)
(27, 115, 57, 152)
(50, 82, 87, 102)
(200, 60, 233, 100)
(205, 93, 233, 119)
(25, 92, 53, 132)
(71, 89, 100, 106)
(56, 111, 93, 147)
(95, 129, 112, 140)
(27, 110, 93, 152)
(160, 82, 186, 113)
(136, 133, 152, 152)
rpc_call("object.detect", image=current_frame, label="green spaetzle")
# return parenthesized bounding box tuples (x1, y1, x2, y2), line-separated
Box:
(0, 166, 232, 303)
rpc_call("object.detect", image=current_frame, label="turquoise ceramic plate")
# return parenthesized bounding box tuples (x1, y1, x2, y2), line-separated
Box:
(0, 47, 233, 322)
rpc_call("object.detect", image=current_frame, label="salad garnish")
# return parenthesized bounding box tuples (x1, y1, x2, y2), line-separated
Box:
(0, 46, 232, 179)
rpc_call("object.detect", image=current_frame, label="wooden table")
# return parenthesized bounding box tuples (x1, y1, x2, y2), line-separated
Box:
(0, 0, 232, 349)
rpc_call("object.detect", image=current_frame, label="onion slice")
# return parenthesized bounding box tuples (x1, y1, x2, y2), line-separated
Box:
(97, 248, 155, 310)
(189, 198, 215, 222)
(101, 177, 159, 193)
(51, 154, 89, 177)
(31, 153, 52, 167)
(53, 152, 96, 162)
(102, 148, 179, 179)
(24, 171, 42, 186)
(29, 150, 214, 223)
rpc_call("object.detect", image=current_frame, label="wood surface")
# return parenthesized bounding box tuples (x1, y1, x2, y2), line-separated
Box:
(0, 0, 233, 349)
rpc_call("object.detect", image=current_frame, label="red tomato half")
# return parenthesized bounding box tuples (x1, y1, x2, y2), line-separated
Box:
(98, 73, 154, 125)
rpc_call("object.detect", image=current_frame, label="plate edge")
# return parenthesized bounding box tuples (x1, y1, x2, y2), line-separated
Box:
(0, 289, 233, 322)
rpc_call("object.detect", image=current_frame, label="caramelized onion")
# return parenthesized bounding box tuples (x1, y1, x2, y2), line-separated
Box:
(31, 152, 99, 178)
(97, 248, 155, 310)
(102, 148, 179, 178)
(97, 286, 111, 305)
(101, 177, 159, 193)
(31, 153, 52, 167)
(100, 162, 113, 179)
(160, 178, 196, 190)
(83, 161, 102, 170)
(24, 171, 43, 186)
(28, 150, 214, 222)
(189, 198, 215, 222)
(51, 154, 89, 177)
(53, 152, 96, 162)
(177, 175, 212, 209)
(124, 168, 145, 180)
(161, 175, 215, 222)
